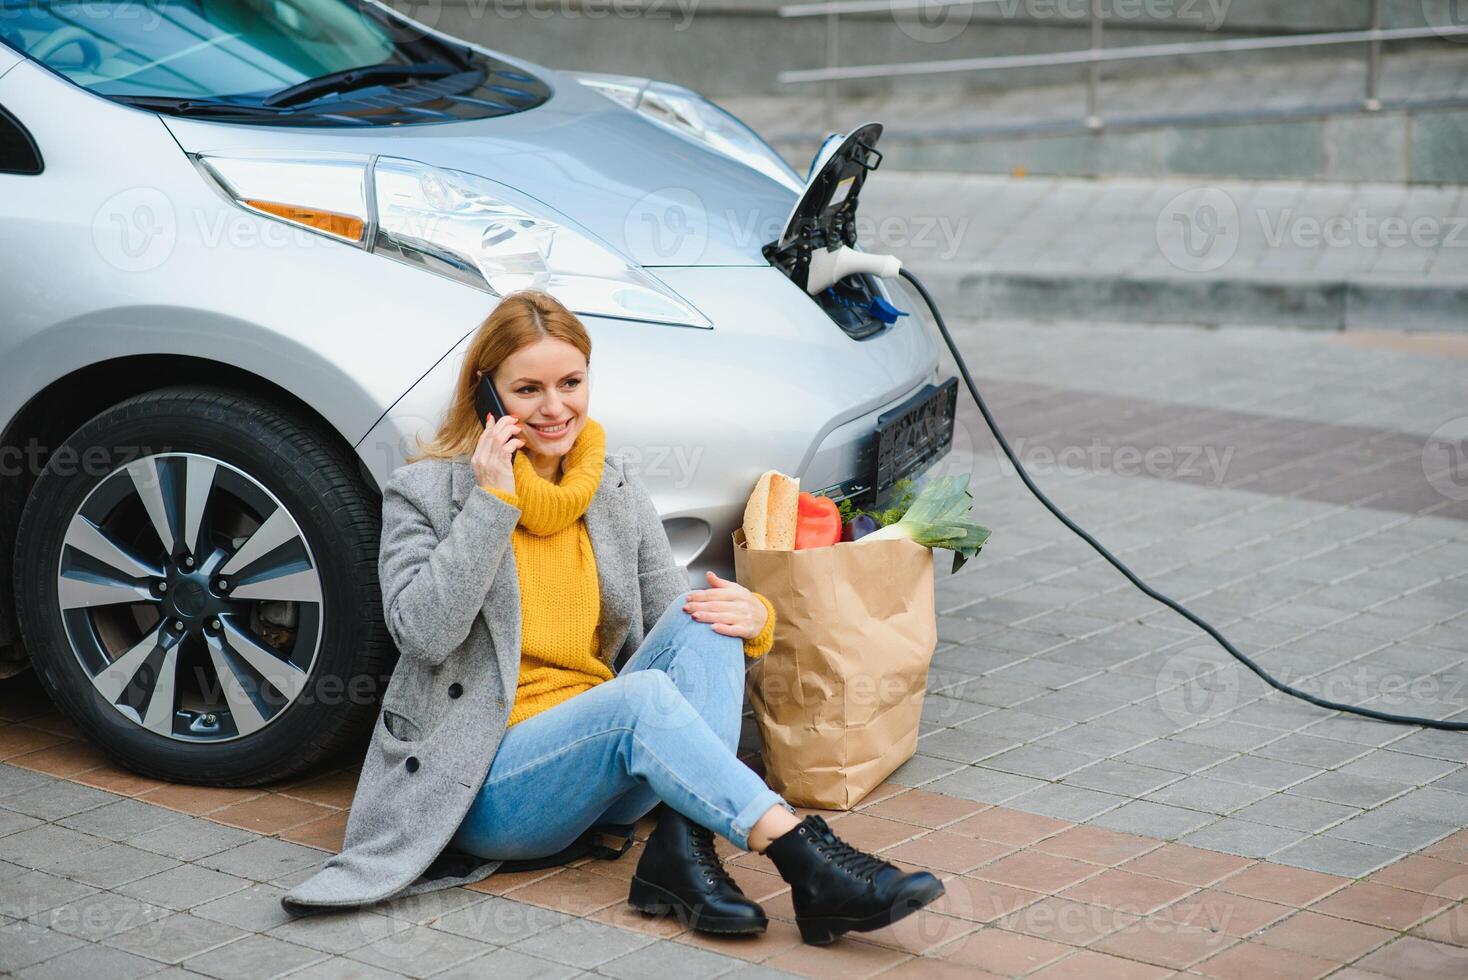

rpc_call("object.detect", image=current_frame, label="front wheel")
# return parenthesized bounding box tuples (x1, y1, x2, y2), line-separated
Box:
(13, 385, 390, 785)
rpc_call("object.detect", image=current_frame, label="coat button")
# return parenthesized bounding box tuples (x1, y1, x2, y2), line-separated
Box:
(448, 683, 463, 699)
(405, 756, 420, 773)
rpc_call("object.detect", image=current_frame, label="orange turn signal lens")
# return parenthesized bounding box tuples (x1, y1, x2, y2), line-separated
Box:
(243, 200, 365, 243)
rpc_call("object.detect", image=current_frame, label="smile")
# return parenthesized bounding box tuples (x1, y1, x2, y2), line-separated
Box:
(531, 420, 571, 434)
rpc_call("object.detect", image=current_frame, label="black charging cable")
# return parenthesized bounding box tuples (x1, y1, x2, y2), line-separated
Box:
(899, 267, 1468, 732)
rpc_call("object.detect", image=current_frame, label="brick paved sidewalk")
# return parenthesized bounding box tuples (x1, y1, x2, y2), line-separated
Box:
(892, 317, 1468, 886)
(2, 758, 1466, 978)
(2, 317, 1466, 978)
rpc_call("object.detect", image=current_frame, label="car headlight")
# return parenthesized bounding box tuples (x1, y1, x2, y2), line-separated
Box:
(573, 72, 803, 194)
(192, 152, 710, 328)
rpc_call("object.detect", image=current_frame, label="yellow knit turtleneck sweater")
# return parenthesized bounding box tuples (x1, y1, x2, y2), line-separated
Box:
(481, 417, 776, 727)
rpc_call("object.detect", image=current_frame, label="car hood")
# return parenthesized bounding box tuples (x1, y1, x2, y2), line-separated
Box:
(160, 66, 799, 268)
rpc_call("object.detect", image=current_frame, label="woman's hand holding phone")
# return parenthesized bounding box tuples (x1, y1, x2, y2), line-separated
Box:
(473, 412, 524, 495)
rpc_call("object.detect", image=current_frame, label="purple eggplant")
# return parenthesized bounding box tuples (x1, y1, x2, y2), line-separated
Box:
(841, 514, 880, 541)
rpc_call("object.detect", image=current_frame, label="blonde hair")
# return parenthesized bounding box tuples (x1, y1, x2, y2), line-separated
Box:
(407, 290, 593, 463)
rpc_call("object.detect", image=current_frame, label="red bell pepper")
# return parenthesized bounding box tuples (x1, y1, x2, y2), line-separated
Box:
(794, 492, 842, 549)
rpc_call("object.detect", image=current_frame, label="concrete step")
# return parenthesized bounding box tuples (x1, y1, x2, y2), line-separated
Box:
(727, 50, 1468, 183)
(864, 172, 1468, 331)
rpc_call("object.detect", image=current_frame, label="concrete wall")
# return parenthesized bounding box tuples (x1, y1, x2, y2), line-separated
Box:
(385, 0, 1462, 99)
(787, 106, 1468, 183)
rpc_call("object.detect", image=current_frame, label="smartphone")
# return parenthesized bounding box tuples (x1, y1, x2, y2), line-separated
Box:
(475, 375, 517, 461)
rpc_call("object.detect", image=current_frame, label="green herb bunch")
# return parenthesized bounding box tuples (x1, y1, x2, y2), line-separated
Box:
(837, 477, 917, 528)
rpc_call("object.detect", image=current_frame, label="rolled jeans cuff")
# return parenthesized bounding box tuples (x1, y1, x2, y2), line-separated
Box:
(728, 787, 789, 851)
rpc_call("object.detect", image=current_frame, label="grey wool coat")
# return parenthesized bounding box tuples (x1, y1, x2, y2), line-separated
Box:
(281, 448, 690, 913)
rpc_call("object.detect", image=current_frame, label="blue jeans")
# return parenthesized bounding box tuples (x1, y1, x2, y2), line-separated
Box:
(450, 590, 791, 856)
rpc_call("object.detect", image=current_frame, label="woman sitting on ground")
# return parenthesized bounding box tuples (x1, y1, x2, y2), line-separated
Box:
(283, 290, 943, 945)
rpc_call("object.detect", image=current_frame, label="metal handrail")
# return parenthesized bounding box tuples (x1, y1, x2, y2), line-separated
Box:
(780, 23, 1468, 82)
(777, 0, 1465, 130)
(781, 0, 1007, 123)
(780, 0, 998, 15)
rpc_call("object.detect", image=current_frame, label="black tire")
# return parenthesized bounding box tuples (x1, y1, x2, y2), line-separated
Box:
(13, 385, 390, 786)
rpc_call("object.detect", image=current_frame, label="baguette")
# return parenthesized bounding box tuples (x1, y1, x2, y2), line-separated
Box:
(742, 470, 800, 550)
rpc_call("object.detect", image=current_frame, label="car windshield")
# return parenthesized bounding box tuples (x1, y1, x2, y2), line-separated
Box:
(0, 0, 457, 102)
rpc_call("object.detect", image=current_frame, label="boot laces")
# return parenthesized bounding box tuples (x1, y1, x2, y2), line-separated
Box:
(805, 816, 891, 883)
(689, 822, 733, 886)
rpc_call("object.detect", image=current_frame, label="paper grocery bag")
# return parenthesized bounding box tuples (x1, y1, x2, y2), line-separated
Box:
(733, 527, 938, 810)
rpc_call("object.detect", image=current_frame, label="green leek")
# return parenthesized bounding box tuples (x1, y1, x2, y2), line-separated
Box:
(854, 473, 991, 573)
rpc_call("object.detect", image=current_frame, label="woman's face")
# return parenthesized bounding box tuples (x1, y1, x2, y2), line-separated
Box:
(490, 337, 590, 458)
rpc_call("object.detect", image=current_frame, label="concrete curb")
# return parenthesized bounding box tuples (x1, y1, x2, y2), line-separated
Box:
(910, 268, 1468, 331)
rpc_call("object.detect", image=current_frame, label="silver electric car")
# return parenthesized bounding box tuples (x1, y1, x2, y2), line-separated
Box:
(0, 0, 952, 784)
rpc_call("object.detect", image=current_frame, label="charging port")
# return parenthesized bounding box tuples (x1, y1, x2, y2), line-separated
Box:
(815, 273, 887, 340)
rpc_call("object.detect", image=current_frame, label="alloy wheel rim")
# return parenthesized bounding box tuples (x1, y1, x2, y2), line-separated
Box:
(55, 452, 324, 742)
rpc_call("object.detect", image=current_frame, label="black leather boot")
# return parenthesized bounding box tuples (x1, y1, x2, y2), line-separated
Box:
(627, 807, 768, 935)
(763, 814, 945, 945)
